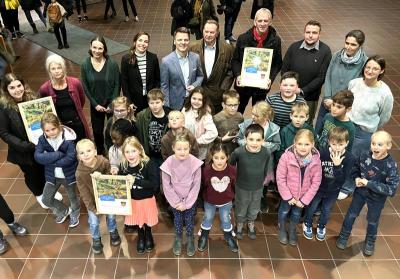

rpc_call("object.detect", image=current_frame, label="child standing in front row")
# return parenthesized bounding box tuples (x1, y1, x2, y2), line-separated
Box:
(160, 133, 203, 257)
(230, 124, 274, 240)
(303, 127, 355, 241)
(34, 112, 80, 228)
(118, 136, 159, 254)
(277, 129, 322, 246)
(75, 139, 121, 254)
(198, 141, 238, 253)
(336, 131, 399, 256)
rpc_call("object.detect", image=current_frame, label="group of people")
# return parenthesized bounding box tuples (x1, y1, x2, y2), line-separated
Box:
(0, 5, 397, 261)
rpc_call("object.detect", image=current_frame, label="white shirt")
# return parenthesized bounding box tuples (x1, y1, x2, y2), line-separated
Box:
(204, 42, 216, 78)
(176, 51, 190, 89)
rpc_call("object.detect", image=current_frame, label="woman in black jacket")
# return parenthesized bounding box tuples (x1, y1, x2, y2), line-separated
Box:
(121, 32, 160, 114)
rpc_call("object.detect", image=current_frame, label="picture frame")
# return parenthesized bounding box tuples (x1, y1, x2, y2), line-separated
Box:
(240, 47, 274, 89)
(17, 96, 57, 145)
(91, 174, 132, 215)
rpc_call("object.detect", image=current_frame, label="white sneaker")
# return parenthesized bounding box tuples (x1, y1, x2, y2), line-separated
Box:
(225, 39, 231, 44)
(36, 195, 49, 209)
(337, 192, 349, 200)
(125, 16, 129, 22)
(134, 16, 139, 22)
(54, 191, 63, 201)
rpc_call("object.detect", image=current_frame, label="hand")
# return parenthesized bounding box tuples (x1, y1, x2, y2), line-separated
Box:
(235, 75, 241, 87)
(221, 132, 236, 142)
(288, 198, 297, 205)
(330, 150, 345, 166)
(355, 177, 367, 187)
(95, 105, 107, 112)
(175, 203, 185, 211)
(110, 166, 119, 175)
(295, 87, 301, 95)
(295, 200, 304, 208)
(323, 99, 333, 110)
(186, 85, 195, 92)
(91, 171, 101, 178)
(264, 78, 272, 90)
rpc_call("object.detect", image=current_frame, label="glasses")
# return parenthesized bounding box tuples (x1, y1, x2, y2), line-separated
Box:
(114, 109, 127, 114)
(225, 103, 239, 108)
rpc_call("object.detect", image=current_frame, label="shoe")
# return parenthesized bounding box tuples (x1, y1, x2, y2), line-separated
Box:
(110, 11, 116, 18)
(225, 39, 231, 44)
(125, 16, 129, 22)
(78, 16, 82, 23)
(288, 221, 298, 246)
(197, 228, 209, 252)
(92, 238, 103, 254)
(337, 191, 349, 200)
(110, 229, 121, 246)
(134, 16, 139, 22)
(316, 227, 326, 241)
(7, 222, 27, 236)
(69, 215, 80, 228)
(247, 221, 256, 240)
(336, 235, 348, 250)
(55, 191, 63, 201)
(302, 223, 313, 240)
(0, 232, 8, 254)
(187, 235, 195, 257)
(16, 31, 24, 38)
(124, 224, 136, 233)
(228, 35, 237, 42)
(236, 223, 243, 240)
(224, 231, 238, 253)
(31, 23, 38, 34)
(144, 225, 154, 252)
(278, 223, 288, 245)
(314, 210, 321, 216)
(64, 43, 69, 49)
(173, 233, 182, 256)
(55, 207, 72, 224)
(363, 241, 375, 256)
(57, 44, 63, 49)
(84, 15, 88, 20)
(11, 33, 17, 40)
(137, 227, 145, 254)
(36, 195, 48, 209)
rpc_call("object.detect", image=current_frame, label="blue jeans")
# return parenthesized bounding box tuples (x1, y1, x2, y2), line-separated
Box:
(304, 191, 337, 228)
(87, 210, 117, 240)
(340, 188, 386, 243)
(201, 201, 233, 232)
(278, 200, 303, 227)
(340, 125, 373, 194)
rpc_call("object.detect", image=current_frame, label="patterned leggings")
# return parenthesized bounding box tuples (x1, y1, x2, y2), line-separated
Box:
(172, 204, 196, 236)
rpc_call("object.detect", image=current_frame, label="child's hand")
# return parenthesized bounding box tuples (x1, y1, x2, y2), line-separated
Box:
(288, 198, 297, 205)
(126, 175, 135, 186)
(295, 200, 304, 208)
(91, 171, 101, 178)
(359, 178, 368, 186)
(110, 166, 119, 175)
(330, 150, 345, 166)
(355, 177, 366, 187)
(176, 203, 185, 211)
(222, 132, 236, 142)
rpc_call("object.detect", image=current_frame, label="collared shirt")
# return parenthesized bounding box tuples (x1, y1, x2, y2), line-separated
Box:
(300, 40, 320, 51)
(176, 51, 190, 88)
(204, 42, 216, 78)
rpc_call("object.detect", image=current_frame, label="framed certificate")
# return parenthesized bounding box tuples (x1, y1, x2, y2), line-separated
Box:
(91, 174, 132, 215)
(17, 96, 57, 145)
(240, 47, 273, 89)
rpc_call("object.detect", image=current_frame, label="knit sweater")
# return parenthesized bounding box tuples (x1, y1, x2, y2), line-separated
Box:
(212, 110, 243, 154)
(266, 92, 306, 128)
(202, 164, 236, 205)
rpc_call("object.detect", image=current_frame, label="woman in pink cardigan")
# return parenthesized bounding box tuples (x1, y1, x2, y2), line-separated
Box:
(39, 54, 91, 141)
(276, 129, 322, 246)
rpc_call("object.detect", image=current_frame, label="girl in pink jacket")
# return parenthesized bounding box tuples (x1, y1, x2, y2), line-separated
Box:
(276, 129, 322, 246)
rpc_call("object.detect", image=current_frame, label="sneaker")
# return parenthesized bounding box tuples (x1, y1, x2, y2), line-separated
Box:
(110, 230, 121, 246)
(92, 238, 103, 254)
(7, 222, 27, 236)
(125, 16, 129, 22)
(363, 241, 375, 256)
(55, 207, 72, 224)
(134, 16, 139, 22)
(0, 234, 8, 254)
(247, 221, 256, 240)
(337, 191, 348, 200)
(16, 31, 24, 38)
(225, 39, 231, 44)
(316, 227, 326, 241)
(83, 15, 88, 20)
(302, 223, 313, 240)
(336, 235, 348, 250)
(54, 191, 63, 201)
(228, 35, 237, 42)
(36, 195, 49, 209)
(236, 223, 243, 240)
(11, 33, 17, 40)
(78, 16, 82, 23)
(69, 215, 80, 228)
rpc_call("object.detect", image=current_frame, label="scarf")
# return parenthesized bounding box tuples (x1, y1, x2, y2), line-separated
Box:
(340, 48, 362, 65)
(253, 27, 268, 48)
(294, 149, 313, 168)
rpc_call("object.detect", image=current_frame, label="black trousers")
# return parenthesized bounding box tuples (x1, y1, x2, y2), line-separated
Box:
(90, 105, 111, 155)
(104, 0, 116, 16)
(0, 8, 20, 33)
(235, 85, 268, 114)
(122, 0, 137, 16)
(75, 0, 87, 14)
(17, 162, 45, 197)
(53, 21, 68, 45)
(0, 194, 14, 224)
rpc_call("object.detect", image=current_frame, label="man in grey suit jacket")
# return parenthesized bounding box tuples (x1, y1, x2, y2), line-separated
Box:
(161, 27, 204, 110)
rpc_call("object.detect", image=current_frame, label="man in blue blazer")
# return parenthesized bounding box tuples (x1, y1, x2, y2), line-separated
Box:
(161, 27, 204, 110)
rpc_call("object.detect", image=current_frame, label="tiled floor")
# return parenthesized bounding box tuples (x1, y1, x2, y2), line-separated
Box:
(1, 0, 400, 278)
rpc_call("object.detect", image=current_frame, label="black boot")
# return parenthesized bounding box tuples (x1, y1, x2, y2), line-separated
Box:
(197, 228, 209, 252)
(110, 229, 121, 246)
(173, 232, 182, 256)
(224, 230, 238, 253)
(137, 227, 145, 254)
(187, 234, 195, 257)
(31, 23, 38, 34)
(92, 238, 103, 254)
(288, 221, 298, 246)
(278, 222, 288, 245)
(144, 224, 154, 252)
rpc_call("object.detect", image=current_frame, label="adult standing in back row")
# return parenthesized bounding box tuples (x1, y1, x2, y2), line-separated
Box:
(281, 20, 331, 124)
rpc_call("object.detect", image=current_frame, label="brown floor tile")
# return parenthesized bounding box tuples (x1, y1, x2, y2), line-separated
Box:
(114, 259, 148, 279)
(38, 214, 70, 234)
(266, 235, 301, 259)
(378, 215, 400, 235)
(179, 258, 210, 279)
(297, 237, 332, 259)
(303, 260, 340, 279)
(0, 151, 7, 163)
(66, 213, 90, 235)
(58, 235, 92, 258)
(0, 234, 36, 259)
(119, 233, 149, 259)
(262, 213, 279, 235)
(326, 235, 364, 260)
(0, 164, 21, 179)
(7, 179, 32, 195)
(3, 195, 30, 214)
(90, 234, 121, 259)
(271, 259, 307, 279)
(365, 260, 400, 279)
(0, 259, 25, 278)
(16, 214, 47, 235)
(324, 214, 344, 236)
(83, 258, 118, 279)
(241, 259, 274, 279)
(51, 259, 87, 279)
(209, 235, 239, 258)
(210, 259, 242, 279)
(363, 236, 396, 260)
(147, 259, 178, 279)
(384, 236, 400, 259)
(335, 260, 373, 279)
(21, 196, 49, 214)
(29, 235, 65, 258)
(238, 235, 269, 258)
(0, 179, 13, 194)
(18, 259, 56, 279)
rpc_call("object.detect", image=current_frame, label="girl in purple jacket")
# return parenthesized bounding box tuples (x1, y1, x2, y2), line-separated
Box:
(276, 129, 322, 246)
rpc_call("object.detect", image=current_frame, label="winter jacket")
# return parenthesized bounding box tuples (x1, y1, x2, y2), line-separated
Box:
(276, 146, 322, 205)
(34, 126, 77, 185)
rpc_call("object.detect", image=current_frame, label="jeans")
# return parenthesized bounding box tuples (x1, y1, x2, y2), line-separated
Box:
(340, 125, 372, 195)
(87, 210, 117, 240)
(201, 201, 233, 232)
(303, 191, 337, 228)
(224, 0, 242, 39)
(235, 187, 263, 223)
(23, 8, 46, 26)
(42, 179, 80, 218)
(340, 188, 386, 243)
(278, 200, 303, 227)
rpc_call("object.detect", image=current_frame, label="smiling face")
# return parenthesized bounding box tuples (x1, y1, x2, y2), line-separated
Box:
(304, 24, 321, 46)
(174, 32, 190, 55)
(344, 36, 361, 57)
(294, 136, 314, 157)
(7, 80, 25, 101)
(49, 62, 64, 80)
(211, 150, 228, 171)
(90, 40, 105, 59)
(123, 144, 140, 164)
(280, 77, 299, 99)
(245, 132, 263, 153)
(190, 92, 204, 110)
(363, 60, 384, 82)
(135, 34, 149, 54)
(113, 104, 129, 119)
(254, 11, 271, 35)
(77, 144, 97, 166)
(370, 133, 391, 160)
(172, 140, 190, 160)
